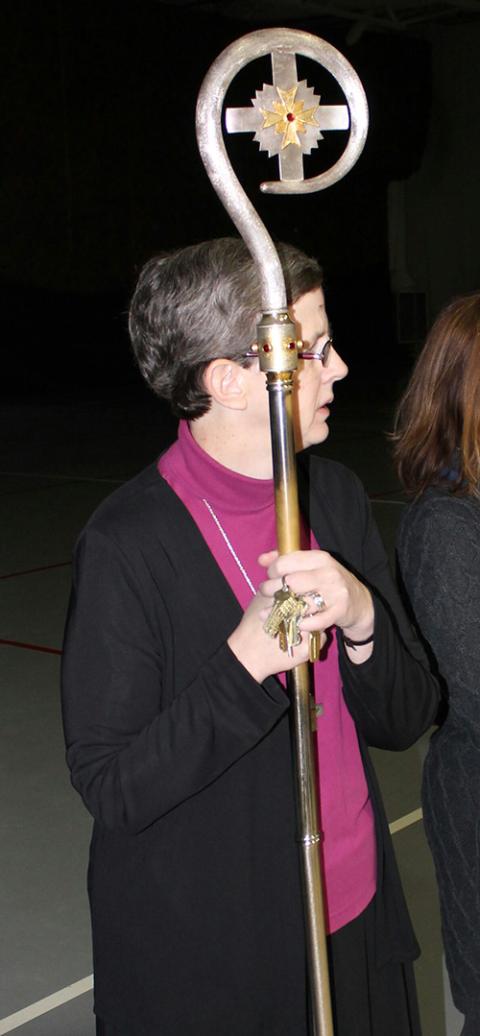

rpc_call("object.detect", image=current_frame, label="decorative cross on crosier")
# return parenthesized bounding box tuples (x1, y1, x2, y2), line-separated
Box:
(225, 50, 349, 182)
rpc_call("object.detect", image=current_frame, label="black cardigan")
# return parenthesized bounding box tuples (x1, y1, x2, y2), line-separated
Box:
(61, 453, 440, 1035)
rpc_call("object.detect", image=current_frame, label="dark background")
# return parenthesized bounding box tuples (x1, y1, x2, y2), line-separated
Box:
(0, 0, 458, 401)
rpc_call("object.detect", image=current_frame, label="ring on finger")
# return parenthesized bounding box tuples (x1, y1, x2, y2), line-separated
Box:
(307, 590, 327, 612)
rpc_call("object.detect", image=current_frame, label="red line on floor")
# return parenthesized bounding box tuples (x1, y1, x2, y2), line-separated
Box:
(0, 639, 62, 656)
(0, 561, 71, 580)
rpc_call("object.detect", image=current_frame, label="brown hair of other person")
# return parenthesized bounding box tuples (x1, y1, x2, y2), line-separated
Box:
(393, 292, 480, 497)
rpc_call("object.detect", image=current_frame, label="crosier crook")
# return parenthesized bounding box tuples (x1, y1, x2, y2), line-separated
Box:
(195, 29, 368, 1036)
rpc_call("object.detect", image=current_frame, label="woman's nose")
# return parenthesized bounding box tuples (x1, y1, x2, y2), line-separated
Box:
(326, 347, 348, 382)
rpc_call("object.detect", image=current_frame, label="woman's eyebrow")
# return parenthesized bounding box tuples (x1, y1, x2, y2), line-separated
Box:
(316, 305, 331, 336)
(312, 322, 331, 340)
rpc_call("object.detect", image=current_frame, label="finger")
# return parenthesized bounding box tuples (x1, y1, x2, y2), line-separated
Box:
(250, 591, 273, 613)
(298, 610, 338, 633)
(266, 550, 331, 579)
(265, 551, 306, 577)
(258, 576, 285, 598)
(258, 550, 278, 568)
(259, 571, 333, 601)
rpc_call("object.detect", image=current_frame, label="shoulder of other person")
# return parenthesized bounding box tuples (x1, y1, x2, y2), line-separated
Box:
(398, 487, 480, 576)
(400, 485, 480, 537)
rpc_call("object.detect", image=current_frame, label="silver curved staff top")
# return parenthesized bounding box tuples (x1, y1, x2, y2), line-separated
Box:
(195, 26, 369, 312)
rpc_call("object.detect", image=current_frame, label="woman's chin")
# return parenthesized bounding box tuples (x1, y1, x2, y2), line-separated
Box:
(295, 420, 330, 452)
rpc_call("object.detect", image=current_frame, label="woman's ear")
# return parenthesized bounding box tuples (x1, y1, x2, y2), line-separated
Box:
(203, 359, 247, 411)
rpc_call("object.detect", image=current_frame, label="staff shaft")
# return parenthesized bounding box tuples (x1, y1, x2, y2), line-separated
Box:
(266, 371, 333, 1036)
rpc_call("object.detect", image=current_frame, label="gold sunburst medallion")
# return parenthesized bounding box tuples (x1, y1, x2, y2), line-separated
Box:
(260, 85, 319, 149)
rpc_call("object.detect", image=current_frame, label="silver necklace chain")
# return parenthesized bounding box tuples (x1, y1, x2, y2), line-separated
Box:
(202, 498, 256, 595)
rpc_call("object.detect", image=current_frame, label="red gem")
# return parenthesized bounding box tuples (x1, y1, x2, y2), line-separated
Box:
(288, 341, 296, 349)
(262, 343, 272, 352)
(286, 112, 295, 122)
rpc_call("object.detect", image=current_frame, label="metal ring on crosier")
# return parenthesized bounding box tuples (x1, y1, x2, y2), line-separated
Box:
(308, 631, 322, 663)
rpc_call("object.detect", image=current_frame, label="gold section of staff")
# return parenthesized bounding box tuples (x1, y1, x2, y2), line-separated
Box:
(259, 310, 334, 1036)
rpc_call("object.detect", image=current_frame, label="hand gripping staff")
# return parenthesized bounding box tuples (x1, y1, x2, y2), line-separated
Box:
(196, 29, 368, 1036)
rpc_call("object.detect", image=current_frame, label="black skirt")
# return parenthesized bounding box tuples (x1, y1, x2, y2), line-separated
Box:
(327, 894, 422, 1036)
(96, 895, 422, 1036)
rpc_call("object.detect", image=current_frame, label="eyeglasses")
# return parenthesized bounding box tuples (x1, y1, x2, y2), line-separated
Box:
(244, 337, 333, 367)
(300, 337, 333, 366)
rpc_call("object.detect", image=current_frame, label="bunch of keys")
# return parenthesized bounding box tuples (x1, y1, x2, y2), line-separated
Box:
(263, 578, 308, 657)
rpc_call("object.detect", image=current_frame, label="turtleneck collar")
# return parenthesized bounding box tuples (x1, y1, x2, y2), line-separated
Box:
(161, 420, 274, 514)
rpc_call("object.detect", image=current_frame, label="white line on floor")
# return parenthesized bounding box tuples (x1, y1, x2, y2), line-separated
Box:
(389, 806, 423, 835)
(0, 807, 423, 1032)
(0, 976, 93, 1034)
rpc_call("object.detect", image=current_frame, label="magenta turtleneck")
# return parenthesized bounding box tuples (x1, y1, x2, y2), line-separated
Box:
(158, 420, 376, 933)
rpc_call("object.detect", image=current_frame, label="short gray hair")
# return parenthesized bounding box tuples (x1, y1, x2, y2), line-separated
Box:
(129, 237, 323, 419)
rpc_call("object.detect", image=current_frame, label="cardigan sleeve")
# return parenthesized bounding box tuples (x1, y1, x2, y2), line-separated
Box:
(397, 495, 480, 735)
(333, 473, 441, 750)
(61, 526, 289, 834)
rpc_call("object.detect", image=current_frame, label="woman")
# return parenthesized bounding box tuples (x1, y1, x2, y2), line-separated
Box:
(62, 237, 439, 1036)
(394, 292, 480, 1036)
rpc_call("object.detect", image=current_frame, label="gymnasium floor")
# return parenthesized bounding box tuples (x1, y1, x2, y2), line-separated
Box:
(0, 381, 465, 1035)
